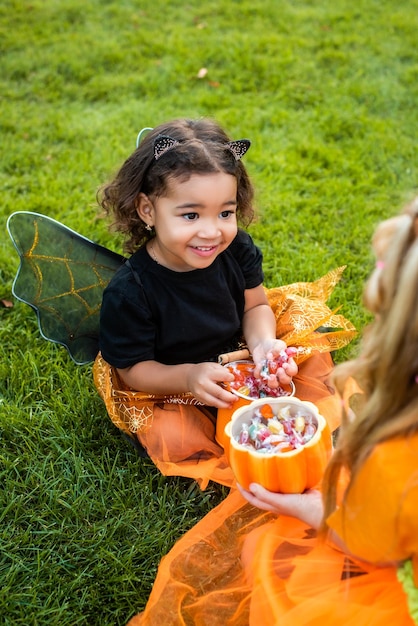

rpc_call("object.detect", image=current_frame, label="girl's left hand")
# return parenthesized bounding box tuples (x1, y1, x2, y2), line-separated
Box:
(237, 483, 324, 529)
(252, 340, 298, 386)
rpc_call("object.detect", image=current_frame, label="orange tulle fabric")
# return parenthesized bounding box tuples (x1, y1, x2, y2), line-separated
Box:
(136, 401, 234, 489)
(126, 434, 418, 626)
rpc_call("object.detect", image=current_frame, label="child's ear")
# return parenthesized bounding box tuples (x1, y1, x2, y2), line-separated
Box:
(136, 193, 154, 226)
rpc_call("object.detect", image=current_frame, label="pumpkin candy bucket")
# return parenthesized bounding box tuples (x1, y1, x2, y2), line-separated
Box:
(216, 359, 295, 448)
(223, 397, 332, 493)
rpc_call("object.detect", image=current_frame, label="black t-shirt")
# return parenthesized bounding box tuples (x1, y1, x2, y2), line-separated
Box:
(99, 229, 263, 368)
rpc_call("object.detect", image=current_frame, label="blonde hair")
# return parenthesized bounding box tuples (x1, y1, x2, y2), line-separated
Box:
(322, 197, 418, 524)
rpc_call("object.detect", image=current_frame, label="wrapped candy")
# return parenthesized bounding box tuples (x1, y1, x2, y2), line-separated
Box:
(225, 348, 298, 400)
(235, 403, 317, 453)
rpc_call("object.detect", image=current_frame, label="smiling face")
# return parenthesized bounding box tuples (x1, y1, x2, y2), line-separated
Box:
(137, 172, 239, 271)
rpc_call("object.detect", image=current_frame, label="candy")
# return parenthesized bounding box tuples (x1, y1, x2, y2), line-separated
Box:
(294, 416, 306, 432)
(260, 348, 297, 381)
(226, 349, 297, 400)
(260, 403, 274, 419)
(267, 418, 284, 435)
(234, 403, 317, 453)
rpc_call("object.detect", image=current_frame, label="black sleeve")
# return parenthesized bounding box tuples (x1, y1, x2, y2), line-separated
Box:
(228, 230, 264, 289)
(99, 277, 157, 369)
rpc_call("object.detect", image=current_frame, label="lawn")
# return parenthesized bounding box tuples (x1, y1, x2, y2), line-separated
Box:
(1, 0, 418, 624)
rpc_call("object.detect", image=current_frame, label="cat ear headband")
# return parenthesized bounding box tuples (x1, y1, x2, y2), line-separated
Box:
(136, 127, 153, 148)
(225, 139, 251, 160)
(135, 127, 251, 161)
(153, 135, 251, 161)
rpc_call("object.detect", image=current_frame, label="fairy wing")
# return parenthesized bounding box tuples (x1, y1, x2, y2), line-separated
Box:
(7, 211, 125, 365)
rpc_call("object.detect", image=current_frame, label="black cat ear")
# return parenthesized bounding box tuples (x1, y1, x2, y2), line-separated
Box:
(226, 139, 251, 160)
(153, 135, 180, 160)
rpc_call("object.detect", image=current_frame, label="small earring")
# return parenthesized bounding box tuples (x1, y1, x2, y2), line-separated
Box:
(145, 224, 153, 232)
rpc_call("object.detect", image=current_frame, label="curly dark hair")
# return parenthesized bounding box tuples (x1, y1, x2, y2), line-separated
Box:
(97, 118, 255, 254)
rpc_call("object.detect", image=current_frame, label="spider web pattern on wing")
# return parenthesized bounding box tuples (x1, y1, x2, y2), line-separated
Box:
(7, 211, 125, 364)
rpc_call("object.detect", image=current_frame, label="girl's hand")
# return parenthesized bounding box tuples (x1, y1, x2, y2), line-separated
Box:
(187, 362, 238, 408)
(237, 483, 324, 529)
(252, 340, 298, 386)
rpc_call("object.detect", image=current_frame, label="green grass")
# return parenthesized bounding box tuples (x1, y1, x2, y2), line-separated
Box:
(1, 0, 418, 623)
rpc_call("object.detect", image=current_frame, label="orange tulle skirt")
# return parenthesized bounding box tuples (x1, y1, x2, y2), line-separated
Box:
(126, 488, 413, 626)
